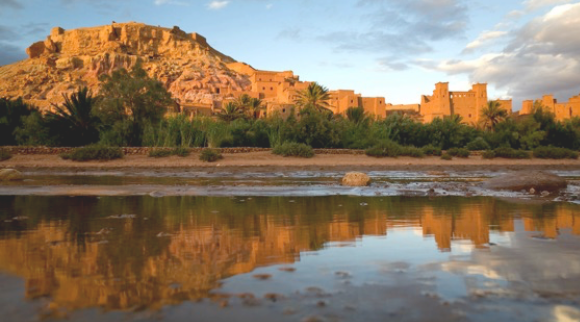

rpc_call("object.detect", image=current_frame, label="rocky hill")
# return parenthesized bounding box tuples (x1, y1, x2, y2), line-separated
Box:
(0, 22, 252, 110)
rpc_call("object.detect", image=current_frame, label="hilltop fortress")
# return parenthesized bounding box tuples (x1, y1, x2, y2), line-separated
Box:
(0, 22, 578, 123)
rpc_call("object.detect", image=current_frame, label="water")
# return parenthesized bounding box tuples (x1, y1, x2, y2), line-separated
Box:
(0, 195, 579, 322)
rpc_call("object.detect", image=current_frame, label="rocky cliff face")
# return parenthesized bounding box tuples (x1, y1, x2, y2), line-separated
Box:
(0, 22, 251, 110)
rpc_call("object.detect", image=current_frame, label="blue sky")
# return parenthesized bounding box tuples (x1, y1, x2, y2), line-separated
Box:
(1, 0, 580, 109)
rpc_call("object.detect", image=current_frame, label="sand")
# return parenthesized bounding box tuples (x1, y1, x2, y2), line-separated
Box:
(2, 152, 580, 174)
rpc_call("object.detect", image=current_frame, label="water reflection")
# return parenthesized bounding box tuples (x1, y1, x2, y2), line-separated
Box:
(0, 196, 578, 314)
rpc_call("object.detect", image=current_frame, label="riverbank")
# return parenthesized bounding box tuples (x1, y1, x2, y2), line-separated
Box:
(2, 152, 580, 173)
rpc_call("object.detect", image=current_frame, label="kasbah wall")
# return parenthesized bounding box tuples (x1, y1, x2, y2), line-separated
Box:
(218, 64, 580, 123)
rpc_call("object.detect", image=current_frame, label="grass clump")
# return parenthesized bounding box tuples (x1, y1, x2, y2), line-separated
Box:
(272, 142, 315, 158)
(149, 149, 173, 158)
(199, 149, 223, 162)
(533, 146, 579, 159)
(447, 148, 470, 158)
(421, 145, 442, 156)
(401, 146, 425, 158)
(61, 146, 123, 162)
(441, 153, 453, 160)
(365, 140, 404, 158)
(465, 137, 491, 151)
(482, 150, 496, 159)
(493, 147, 531, 159)
(0, 149, 12, 161)
(148, 147, 191, 158)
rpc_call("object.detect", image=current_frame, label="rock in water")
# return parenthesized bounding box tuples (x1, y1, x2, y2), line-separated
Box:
(0, 169, 24, 181)
(341, 172, 371, 187)
(483, 171, 567, 193)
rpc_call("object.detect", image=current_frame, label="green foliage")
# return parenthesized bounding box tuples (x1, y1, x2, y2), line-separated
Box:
(97, 64, 173, 146)
(465, 137, 491, 151)
(345, 106, 369, 125)
(421, 144, 442, 156)
(533, 146, 579, 159)
(441, 153, 453, 160)
(446, 148, 470, 158)
(272, 142, 315, 158)
(217, 101, 246, 123)
(493, 147, 531, 159)
(427, 116, 477, 149)
(296, 107, 341, 148)
(0, 97, 34, 146)
(293, 82, 331, 112)
(148, 149, 173, 158)
(365, 140, 404, 158)
(61, 146, 123, 162)
(402, 146, 425, 158)
(0, 149, 12, 161)
(482, 150, 496, 159)
(199, 149, 223, 162)
(480, 101, 508, 131)
(43, 87, 102, 147)
(173, 147, 190, 157)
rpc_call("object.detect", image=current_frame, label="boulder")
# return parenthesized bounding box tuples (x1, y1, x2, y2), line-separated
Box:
(483, 171, 567, 193)
(0, 169, 24, 181)
(341, 172, 371, 187)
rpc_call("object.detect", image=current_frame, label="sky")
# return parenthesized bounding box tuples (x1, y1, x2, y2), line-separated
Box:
(1, 0, 580, 110)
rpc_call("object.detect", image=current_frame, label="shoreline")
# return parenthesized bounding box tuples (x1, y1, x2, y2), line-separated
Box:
(2, 152, 580, 174)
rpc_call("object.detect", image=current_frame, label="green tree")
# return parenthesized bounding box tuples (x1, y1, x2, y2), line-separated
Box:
(345, 106, 368, 125)
(43, 87, 102, 146)
(294, 82, 331, 112)
(97, 65, 173, 146)
(0, 97, 35, 146)
(480, 101, 508, 131)
(217, 102, 246, 123)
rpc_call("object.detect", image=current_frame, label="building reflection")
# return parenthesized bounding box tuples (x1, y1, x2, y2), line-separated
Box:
(0, 196, 578, 311)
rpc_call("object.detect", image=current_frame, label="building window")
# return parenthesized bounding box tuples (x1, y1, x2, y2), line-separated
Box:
(282, 108, 286, 113)
(262, 87, 266, 90)
(270, 87, 273, 91)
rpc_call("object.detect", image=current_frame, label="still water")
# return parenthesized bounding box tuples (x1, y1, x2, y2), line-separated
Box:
(0, 196, 579, 322)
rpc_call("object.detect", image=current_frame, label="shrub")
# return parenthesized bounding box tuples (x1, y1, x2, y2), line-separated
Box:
(493, 147, 531, 159)
(149, 149, 173, 158)
(482, 150, 496, 159)
(465, 137, 491, 151)
(421, 144, 442, 156)
(200, 149, 223, 162)
(533, 146, 579, 159)
(173, 147, 191, 157)
(0, 149, 12, 161)
(447, 148, 470, 158)
(61, 146, 123, 161)
(272, 142, 315, 158)
(402, 146, 425, 158)
(441, 153, 453, 160)
(365, 140, 403, 158)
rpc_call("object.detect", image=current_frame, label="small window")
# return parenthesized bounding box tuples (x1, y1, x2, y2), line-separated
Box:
(351, 100, 354, 103)
(469, 114, 472, 118)
(270, 87, 273, 91)
(282, 108, 286, 113)
(262, 87, 266, 90)
(258, 78, 261, 81)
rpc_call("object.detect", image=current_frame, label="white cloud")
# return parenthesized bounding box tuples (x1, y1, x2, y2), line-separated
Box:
(207, 0, 229, 10)
(463, 30, 508, 53)
(523, 0, 572, 11)
(420, 3, 580, 109)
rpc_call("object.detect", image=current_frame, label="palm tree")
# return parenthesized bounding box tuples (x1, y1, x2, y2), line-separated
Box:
(46, 87, 102, 146)
(480, 101, 508, 131)
(294, 82, 331, 112)
(345, 106, 368, 125)
(234, 94, 263, 119)
(216, 101, 245, 123)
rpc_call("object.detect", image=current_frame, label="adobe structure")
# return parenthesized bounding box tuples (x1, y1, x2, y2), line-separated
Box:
(389, 82, 513, 124)
(224, 62, 386, 118)
(520, 94, 580, 121)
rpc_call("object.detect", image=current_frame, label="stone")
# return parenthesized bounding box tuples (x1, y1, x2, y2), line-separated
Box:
(483, 171, 567, 193)
(341, 172, 371, 187)
(0, 169, 24, 181)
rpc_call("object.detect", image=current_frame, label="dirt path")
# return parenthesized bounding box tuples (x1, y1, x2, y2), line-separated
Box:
(2, 152, 580, 174)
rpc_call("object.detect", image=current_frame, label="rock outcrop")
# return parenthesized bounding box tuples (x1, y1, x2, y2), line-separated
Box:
(0, 169, 23, 181)
(483, 171, 567, 194)
(341, 172, 371, 187)
(0, 22, 251, 111)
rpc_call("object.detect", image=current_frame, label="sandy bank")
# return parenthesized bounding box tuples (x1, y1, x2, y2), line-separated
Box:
(2, 152, 580, 174)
